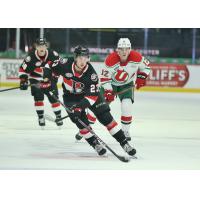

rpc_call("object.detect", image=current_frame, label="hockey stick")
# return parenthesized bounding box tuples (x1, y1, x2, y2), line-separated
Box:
(45, 114, 69, 123)
(0, 83, 41, 93)
(0, 86, 22, 92)
(48, 91, 130, 163)
(114, 86, 134, 96)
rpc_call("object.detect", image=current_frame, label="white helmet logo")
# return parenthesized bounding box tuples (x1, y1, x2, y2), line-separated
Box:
(117, 38, 131, 48)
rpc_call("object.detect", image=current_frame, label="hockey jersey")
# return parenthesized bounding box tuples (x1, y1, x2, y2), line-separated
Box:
(44, 57, 100, 108)
(19, 49, 60, 81)
(101, 50, 151, 90)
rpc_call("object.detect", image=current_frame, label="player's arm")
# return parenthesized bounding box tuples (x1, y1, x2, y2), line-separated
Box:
(100, 64, 113, 90)
(136, 56, 151, 89)
(20, 54, 36, 73)
(43, 58, 67, 80)
(138, 56, 151, 75)
(100, 63, 115, 102)
(18, 64, 29, 90)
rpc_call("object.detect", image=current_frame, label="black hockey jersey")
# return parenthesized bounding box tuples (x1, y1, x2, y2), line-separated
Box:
(19, 49, 60, 81)
(44, 57, 100, 109)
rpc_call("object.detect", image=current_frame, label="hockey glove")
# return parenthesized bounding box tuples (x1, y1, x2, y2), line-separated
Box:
(135, 72, 148, 90)
(40, 80, 52, 93)
(70, 106, 82, 121)
(104, 89, 115, 102)
(20, 76, 28, 90)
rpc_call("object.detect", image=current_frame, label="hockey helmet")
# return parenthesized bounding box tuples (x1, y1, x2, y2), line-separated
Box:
(36, 38, 47, 46)
(117, 38, 131, 48)
(74, 45, 89, 58)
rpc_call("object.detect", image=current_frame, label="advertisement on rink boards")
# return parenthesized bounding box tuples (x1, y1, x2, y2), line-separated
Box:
(0, 58, 200, 92)
(146, 63, 189, 87)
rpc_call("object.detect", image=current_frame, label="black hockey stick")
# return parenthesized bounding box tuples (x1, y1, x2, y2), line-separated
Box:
(45, 114, 69, 123)
(0, 86, 21, 92)
(0, 83, 40, 93)
(48, 91, 130, 163)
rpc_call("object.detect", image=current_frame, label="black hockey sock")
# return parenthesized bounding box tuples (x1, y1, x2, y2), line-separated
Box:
(112, 130, 127, 144)
(85, 135, 97, 147)
(36, 110, 44, 119)
(54, 110, 61, 118)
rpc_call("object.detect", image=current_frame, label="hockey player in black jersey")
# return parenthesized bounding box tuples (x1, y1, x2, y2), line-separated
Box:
(18, 38, 63, 127)
(42, 45, 136, 156)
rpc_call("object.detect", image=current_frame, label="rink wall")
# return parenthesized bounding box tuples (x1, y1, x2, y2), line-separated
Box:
(0, 58, 200, 93)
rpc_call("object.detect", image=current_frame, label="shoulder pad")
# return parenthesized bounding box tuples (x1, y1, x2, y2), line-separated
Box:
(128, 50, 142, 62)
(105, 52, 120, 67)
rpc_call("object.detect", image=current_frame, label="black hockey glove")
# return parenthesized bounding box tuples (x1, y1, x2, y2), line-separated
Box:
(70, 105, 82, 121)
(20, 75, 28, 90)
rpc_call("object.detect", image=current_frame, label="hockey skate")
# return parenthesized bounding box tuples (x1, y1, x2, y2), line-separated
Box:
(55, 115, 63, 126)
(91, 138, 107, 156)
(120, 140, 136, 156)
(38, 117, 45, 127)
(75, 132, 83, 141)
(124, 131, 131, 141)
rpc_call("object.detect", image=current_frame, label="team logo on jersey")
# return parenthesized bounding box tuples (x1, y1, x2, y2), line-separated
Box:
(91, 73, 98, 82)
(53, 51, 59, 56)
(35, 61, 42, 67)
(65, 73, 73, 78)
(60, 58, 68, 64)
(112, 69, 129, 83)
(25, 56, 31, 62)
(74, 81, 85, 94)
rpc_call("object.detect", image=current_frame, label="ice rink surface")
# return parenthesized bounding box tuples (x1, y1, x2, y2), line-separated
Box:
(0, 89, 200, 169)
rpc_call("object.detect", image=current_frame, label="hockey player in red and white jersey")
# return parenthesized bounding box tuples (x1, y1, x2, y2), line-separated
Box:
(101, 38, 151, 140)
(18, 38, 63, 127)
(76, 38, 151, 141)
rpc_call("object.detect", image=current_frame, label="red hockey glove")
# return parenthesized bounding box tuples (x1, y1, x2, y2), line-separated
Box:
(135, 72, 148, 90)
(104, 89, 115, 102)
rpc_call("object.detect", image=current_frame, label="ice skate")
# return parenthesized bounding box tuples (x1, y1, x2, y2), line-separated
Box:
(55, 115, 63, 127)
(38, 117, 45, 129)
(120, 140, 136, 156)
(124, 131, 131, 141)
(75, 132, 83, 141)
(91, 138, 107, 156)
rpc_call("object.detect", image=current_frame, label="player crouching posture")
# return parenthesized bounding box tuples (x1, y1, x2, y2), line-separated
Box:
(42, 46, 136, 156)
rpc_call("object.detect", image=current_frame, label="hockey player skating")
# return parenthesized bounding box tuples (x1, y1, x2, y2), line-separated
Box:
(101, 38, 151, 140)
(42, 46, 136, 157)
(18, 38, 63, 127)
(76, 38, 151, 141)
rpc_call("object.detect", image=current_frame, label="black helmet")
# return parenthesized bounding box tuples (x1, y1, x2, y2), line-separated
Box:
(36, 38, 47, 46)
(74, 45, 89, 58)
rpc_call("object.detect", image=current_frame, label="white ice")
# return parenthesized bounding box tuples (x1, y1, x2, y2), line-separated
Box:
(0, 89, 200, 169)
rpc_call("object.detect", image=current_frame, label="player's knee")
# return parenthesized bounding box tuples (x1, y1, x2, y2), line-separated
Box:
(96, 111, 113, 126)
(34, 95, 44, 102)
(121, 97, 134, 104)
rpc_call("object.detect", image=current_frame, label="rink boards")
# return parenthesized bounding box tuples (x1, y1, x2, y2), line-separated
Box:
(0, 58, 200, 93)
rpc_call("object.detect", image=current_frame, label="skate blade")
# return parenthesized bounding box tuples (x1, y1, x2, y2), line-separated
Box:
(130, 155, 138, 159)
(99, 153, 108, 157)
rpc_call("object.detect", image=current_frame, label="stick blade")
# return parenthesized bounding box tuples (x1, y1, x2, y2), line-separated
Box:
(117, 156, 131, 162)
